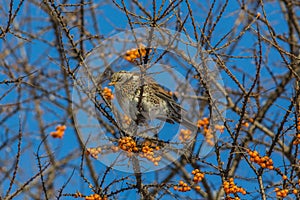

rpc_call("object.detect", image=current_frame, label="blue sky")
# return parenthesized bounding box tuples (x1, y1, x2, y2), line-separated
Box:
(0, 0, 297, 199)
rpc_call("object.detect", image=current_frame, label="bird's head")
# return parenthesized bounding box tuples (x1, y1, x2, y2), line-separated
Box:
(109, 70, 133, 86)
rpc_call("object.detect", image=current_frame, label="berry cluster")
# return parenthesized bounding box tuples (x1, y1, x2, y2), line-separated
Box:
(118, 137, 138, 156)
(113, 137, 163, 165)
(197, 117, 209, 128)
(197, 118, 224, 146)
(192, 169, 204, 183)
(173, 169, 204, 193)
(73, 192, 107, 200)
(50, 125, 66, 139)
(290, 117, 300, 145)
(236, 120, 249, 128)
(139, 141, 161, 166)
(179, 129, 192, 142)
(293, 133, 300, 145)
(123, 45, 150, 63)
(223, 178, 246, 197)
(247, 149, 274, 170)
(111, 145, 119, 152)
(293, 117, 300, 145)
(274, 188, 289, 198)
(224, 197, 241, 200)
(84, 194, 107, 200)
(273, 178, 300, 197)
(173, 180, 191, 192)
(197, 118, 213, 146)
(123, 115, 131, 125)
(86, 147, 102, 159)
(102, 87, 114, 101)
(215, 124, 225, 132)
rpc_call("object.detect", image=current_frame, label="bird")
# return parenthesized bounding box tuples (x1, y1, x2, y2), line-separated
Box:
(108, 70, 197, 131)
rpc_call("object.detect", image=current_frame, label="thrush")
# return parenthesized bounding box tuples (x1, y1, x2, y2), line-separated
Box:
(109, 70, 197, 131)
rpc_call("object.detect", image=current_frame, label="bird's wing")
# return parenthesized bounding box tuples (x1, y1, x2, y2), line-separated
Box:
(150, 82, 186, 111)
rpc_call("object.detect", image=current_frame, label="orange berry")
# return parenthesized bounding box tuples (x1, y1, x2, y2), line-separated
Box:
(276, 191, 281, 197)
(254, 156, 260, 163)
(249, 151, 254, 157)
(195, 186, 201, 191)
(260, 163, 266, 168)
(274, 188, 280, 192)
(293, 189, 298, 194)
(243, 122, 249, 127)
(268, 166, 274, 170)
(253, 151, 258, 156)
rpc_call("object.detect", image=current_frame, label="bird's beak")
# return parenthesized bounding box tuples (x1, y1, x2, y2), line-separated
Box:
(108, 81, 116, 86)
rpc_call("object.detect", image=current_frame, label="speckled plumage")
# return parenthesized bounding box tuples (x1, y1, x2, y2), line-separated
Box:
(109, 71, 196, 130)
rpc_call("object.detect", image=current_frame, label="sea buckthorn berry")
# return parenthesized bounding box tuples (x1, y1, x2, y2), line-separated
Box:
(118, 137, 138, 154)
(247, 149, 274, 169)
(123, 45, 151, 63)
(74, 191, 83, 197)
(139, 141, 161, 165)
(275, 188, 288, 198)
(197, 118, 225, 146)
(242, 121, 249, 127)
(223, 178, 246, 196)
(192, 169, 204, 183)
(174, 180, 191, 192)
(50, 125, 66, 139)
(86, 147, 102, 159)
(179, 129, 192, 142)
(274, 188, 280, 192)
(123, 115, 131, 125)
(293, 133, 300, 145)
(102, 87, 114, 100)
(195, 185, 201, 191)
(84, 193, 104, 200)
(215, 124, 225, 133)
(111, 146, 119, 152)
(293, 189, 298, 194)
